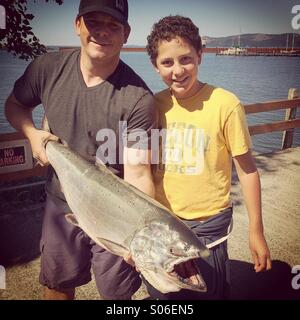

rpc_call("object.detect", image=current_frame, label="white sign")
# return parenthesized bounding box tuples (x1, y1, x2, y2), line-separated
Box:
(0, 139, 33, 174)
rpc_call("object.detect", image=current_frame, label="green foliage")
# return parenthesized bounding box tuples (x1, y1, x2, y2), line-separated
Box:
(0, 0, 63, 60)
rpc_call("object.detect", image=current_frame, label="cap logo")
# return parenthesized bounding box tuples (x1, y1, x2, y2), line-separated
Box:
(115, 0, 124, 12)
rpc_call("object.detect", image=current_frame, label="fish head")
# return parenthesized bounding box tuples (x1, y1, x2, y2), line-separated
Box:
(130, 220, 210, 294)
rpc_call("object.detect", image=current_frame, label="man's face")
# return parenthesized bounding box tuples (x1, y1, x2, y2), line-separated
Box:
(75, 12, 130, 62)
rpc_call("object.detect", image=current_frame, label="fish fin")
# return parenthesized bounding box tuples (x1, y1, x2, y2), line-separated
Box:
(59, 182, 65, 194)
(96, 237, 129, 257)
(65, 213, 79, 226)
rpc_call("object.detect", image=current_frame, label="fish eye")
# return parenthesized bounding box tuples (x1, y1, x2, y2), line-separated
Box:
(169, 248, 178, 256)
(184, 243, 190, 251)
(169, 247, 183, 256)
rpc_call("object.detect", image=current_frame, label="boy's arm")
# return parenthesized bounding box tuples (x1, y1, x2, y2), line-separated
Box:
(233, 150, 272, 272)
(123, 147, 155, 197)
(122, 147, 155, 270)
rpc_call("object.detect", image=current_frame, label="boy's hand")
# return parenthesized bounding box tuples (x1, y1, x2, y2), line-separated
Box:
(249, 232, 272, 272)
(27, 128, 59, 166)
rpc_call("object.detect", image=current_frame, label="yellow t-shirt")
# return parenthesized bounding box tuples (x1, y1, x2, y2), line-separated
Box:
(153, 84, 252, 220)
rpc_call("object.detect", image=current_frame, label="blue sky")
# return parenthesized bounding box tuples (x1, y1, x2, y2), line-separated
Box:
(27, 0, 299, 46)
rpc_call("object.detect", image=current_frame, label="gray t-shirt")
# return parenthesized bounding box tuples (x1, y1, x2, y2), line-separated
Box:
(13, 49, 157, 211)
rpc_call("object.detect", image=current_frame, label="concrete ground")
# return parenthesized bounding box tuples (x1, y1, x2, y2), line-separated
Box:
(1, 147, 300, 300)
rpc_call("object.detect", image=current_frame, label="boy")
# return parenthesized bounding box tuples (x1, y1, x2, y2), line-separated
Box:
(146, 15, 271, 299)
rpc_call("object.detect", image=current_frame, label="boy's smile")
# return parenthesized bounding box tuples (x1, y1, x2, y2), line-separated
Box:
(155, 36, 202, 99)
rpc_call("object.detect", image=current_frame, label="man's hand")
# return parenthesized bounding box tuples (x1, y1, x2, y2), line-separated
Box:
(27, 128, 59, 166)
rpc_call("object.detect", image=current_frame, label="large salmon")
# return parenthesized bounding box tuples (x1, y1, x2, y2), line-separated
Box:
(45, 141, 209, 294)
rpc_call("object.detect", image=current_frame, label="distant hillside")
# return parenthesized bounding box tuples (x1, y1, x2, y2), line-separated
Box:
(48, 33, 300, 51)
(203, 33, 300, 48)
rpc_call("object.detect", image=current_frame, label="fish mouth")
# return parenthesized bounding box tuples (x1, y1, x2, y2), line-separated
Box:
(168, 259, 206, 291)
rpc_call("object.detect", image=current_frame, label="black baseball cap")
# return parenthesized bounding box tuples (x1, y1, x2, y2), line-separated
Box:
(77, 0, 128, 25)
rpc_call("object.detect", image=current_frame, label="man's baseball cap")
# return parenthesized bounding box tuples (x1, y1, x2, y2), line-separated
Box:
(78, 0, 128, 25)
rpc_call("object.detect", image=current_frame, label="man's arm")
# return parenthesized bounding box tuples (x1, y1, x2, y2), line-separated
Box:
(5, 93, 58, 166)
(233, 150, 272, 272)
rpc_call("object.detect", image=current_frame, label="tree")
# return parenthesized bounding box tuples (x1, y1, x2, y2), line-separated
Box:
(0, 0, 63, 60)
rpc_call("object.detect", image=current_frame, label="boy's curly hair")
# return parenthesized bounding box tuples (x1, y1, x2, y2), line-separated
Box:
(146, 15, 202, 65)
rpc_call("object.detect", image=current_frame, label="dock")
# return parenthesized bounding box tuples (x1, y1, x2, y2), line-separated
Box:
(216, 46, 300, 57)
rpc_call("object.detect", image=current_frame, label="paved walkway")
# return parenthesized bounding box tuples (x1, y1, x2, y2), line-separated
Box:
(1, 147, 300, 300)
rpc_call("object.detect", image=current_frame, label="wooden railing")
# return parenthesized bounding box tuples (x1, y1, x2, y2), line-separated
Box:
(245, 88, 300, 149)
(0, 88, 299, 182)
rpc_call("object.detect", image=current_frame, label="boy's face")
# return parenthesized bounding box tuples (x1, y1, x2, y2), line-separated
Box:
(75, 12, 130, 62)
(154, 36, 202, 99)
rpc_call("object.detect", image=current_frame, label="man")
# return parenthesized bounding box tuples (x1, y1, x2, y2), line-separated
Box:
(5, 0, 156, 300)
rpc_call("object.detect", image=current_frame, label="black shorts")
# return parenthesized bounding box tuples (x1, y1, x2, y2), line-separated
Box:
(39, 197, 141, 299)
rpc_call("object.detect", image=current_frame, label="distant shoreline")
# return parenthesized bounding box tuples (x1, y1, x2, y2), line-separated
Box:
(56, 46, 300, 54)
(2, 47, 299, 54)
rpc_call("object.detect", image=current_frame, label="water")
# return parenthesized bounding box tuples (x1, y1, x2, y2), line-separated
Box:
(0, 50, 299, 154)
(0, 51, 44, 133)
